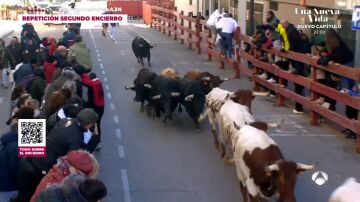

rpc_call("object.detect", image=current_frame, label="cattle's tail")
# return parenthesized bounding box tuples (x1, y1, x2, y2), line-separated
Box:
(198, 108, 210, 122)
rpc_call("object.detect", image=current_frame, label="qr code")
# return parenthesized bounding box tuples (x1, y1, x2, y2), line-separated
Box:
(18, 119, 46, 146)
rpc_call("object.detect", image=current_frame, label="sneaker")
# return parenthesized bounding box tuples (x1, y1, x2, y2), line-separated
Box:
(293, 109, 304, 114)
(321, 102, 330, 109)
(259, 73, 267, 79)
(267, 78, 276, 83)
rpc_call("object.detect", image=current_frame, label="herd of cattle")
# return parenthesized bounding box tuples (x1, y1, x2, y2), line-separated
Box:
(127, 37, 360, 201)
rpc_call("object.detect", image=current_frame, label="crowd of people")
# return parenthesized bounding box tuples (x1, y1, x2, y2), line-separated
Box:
(206, 9, 357, 139)
(0, 23, 108, 201)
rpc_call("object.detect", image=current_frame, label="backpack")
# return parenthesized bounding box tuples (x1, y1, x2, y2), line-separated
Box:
(17, 74, 35, 92)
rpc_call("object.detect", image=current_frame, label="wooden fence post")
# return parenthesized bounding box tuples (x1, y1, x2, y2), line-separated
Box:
(167, 6, 172, 37)
(180, 11, 184, 44)
(310, 56, 319, 125)
(207, 26, 212, 61)
(173, 7, 178, 40)
(188, 12, 193, 49)
(195, 16, 201, 54)
(233, 27, 241, 78)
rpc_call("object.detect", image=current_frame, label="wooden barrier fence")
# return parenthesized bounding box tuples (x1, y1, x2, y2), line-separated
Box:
(142, 3, 360, 152)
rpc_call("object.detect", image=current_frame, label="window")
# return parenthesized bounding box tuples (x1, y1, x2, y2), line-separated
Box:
(269, 1, 278, 11)
(189, 0, 192, 5)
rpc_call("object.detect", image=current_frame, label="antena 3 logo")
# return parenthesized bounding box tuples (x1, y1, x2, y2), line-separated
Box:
(312, 171, 329, 186)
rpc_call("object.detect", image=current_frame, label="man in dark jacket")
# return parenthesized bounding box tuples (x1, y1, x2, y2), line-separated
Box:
(0, 125, 19, 192)
(13, 58, 38, 85)
(17, 108, 99, 202)
(4, 37, 23, 70)
(281, 20, 311, 113)
(29, 68, 46, 103)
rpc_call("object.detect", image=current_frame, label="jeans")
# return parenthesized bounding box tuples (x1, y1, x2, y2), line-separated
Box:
(221, 32, 233, 58)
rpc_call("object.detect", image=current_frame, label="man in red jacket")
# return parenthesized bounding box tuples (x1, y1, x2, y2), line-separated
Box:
(43, 56, 58, 84)
(81, 72, 105, 146)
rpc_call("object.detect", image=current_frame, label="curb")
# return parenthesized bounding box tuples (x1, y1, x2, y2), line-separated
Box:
(0, 30, 15, 38)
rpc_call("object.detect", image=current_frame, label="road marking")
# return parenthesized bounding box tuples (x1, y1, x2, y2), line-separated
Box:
(94, 46, 97, 49)
(99, 63, 104, 69)
(97, 53, 100, 57)
(97, 58, 102, 62)
(114, 115, 119, 123)
(118, 145, 125, 158)
(101, 70, 106, 75)
(269, 133, 335, 137)
(105, 84, 109, 90)
(95, 49, 99, 53)
(0, 97, 3, 104)
(107, 93, 112, 99)
(104, 77, 108, 82)
(116, 128, 122, 139)
(110, 103, 115, 110)
(121, 169, 132, 202)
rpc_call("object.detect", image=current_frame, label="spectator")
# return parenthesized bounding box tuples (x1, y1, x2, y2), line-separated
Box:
(0, 38, 9, 88)
(30, 150, 99, 202)
(47, 88, 72, 118)
(316, 29, 354, 111)
(36, 175, 107, 202)
(206, 9, 221, 45)
(281, 20, 310, 114)
(29, 68, 46, 103)
(220, 13, 238, 58)
(81, 72, 105, 147)
(43, 55, 58, 84)
(341, 83, 359, 139)
(62, 26, 79, 48)
(46, 103, 83, 132)
(13, 58, 38, 86)
(47, 36, 57, 56)
(0, 108, 36, 202)
(54, 45, 68, 67)
(17, 108, 99, 202)
(7, 106, 34, 127)
(22, 32, 39, 64)
(68, 36, 92, 73)
(4, 37, 23, 71)
(9, 93, 32, 118)
(9, 86, 26, 115)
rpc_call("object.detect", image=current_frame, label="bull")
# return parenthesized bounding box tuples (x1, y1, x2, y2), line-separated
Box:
(231, 124, 315, 202)
(147, 76, 181, 126)
(198, 87, 271, 150)
(125, 68, 157, 113)
(160, 67, 180, 80)
(131, 36, 154, 66)
(184, 70, 228, 94)
(178, 79, 206, 132)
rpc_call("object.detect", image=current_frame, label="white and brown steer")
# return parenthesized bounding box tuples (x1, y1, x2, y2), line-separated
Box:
(231, 124, 315, 202)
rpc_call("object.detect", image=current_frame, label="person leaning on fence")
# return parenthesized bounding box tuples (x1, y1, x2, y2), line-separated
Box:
(281, 20, 311, 114)
(206, 9, 221, 45)
(340, 83, 359, 139)
(219, 13, 238, 59)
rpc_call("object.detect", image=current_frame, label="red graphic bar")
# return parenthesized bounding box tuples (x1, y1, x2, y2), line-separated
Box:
(18, 147, 46, 157)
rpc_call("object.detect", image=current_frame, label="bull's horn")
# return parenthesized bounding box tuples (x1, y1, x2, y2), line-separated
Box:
(252, 91, 269, 96)
(202, 76, 210, 81)
(171, 92, 180, 97)
(185, 94, 194, 101)
(229, 93, 237, 98)
(267, 123, 279, 128)
(221, 77, 229, 81)
(265, 164, 279, 172)
(144, 84, 152, 89)
(124, 85, 135, 90)
(152, 95, 161, 99)
(297, 163, 316, 170)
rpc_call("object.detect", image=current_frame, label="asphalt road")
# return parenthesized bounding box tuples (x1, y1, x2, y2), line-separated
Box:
(0, 22, 360, 202)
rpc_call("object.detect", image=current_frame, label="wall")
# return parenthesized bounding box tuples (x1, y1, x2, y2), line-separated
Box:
(175, 0, 201, 15)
